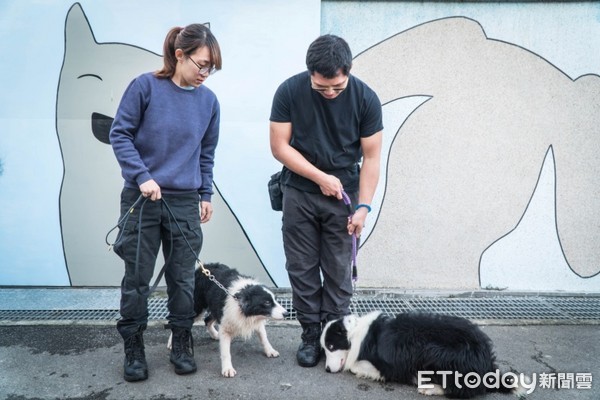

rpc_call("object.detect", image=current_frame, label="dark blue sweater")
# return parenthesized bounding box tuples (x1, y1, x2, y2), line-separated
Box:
(110, 72, 220, 201)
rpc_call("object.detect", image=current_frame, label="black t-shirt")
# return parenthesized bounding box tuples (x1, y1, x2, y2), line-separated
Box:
(270, 71, 383, 193)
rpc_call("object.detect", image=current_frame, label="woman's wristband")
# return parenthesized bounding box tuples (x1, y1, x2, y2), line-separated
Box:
(355, 203, 371, 213)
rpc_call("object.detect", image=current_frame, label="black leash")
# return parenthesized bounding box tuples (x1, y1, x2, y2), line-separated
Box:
(106, 195, 232, 297)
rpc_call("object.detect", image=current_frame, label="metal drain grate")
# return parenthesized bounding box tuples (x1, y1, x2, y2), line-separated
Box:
(0, 309, 120, 321)
(407, 297, 567, 320)
(543, 297, 600, 320)
(148, 298, 169, 320)
(351, 298, 412, 316)
(1, 295, 599, 324)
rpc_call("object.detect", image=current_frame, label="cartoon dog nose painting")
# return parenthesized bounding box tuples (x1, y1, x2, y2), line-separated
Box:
(321, 311, 531, 398)
(56, 3, 270, 286)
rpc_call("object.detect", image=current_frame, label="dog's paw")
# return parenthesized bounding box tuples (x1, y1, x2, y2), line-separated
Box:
(222, 367, 237, 378)
(208, 327, 219, 340)
(417, 384, 445, 396)
(350, 360, 382, 381)
(206, 321, 219, 340)
(264, 348, 280, 358)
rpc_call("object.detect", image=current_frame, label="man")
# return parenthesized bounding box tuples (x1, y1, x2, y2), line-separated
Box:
(269, 34, 383, 367)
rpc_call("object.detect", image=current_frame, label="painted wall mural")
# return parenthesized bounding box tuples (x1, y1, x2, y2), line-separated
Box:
(0, 0, 320, 287)
(0, 1, 598, 292)
(323, 2, 600, 291)
(57, 3, 272, 286)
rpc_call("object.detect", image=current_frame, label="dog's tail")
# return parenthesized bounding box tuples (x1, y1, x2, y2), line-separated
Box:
(486, 368, 533, 398)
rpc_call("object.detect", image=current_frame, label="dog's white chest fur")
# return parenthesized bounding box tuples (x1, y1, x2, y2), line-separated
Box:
(344, 311, 383, 381)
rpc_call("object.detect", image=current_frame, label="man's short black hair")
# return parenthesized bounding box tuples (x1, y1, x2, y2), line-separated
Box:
(305, 34, 352, 78)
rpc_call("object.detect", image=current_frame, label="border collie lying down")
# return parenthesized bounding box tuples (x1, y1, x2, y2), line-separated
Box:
(321, 311, 530, 398)
(168, 262, 288, 377)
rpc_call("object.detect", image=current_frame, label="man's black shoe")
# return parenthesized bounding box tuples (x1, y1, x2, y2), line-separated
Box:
(296, 323, 322, 367)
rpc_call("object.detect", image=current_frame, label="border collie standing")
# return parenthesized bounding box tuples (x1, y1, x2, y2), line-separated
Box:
(321, 311, 529, 398)
(168, 262, 288, 377)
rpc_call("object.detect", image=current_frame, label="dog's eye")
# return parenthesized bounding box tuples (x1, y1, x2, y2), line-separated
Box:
(328, 344, 334, 350)
(263, 300, 272, 306)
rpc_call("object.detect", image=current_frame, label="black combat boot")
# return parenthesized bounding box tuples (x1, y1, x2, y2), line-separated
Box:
(123, 326, 148, 382)
(296, 322, 322, 367)
(168, 325, 197, 375)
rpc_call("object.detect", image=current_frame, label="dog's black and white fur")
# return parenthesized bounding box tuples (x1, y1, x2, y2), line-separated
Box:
(168, 262, 288, 377)
(321, 311, 529, 398)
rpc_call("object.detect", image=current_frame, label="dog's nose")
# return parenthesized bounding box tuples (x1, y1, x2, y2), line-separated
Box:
(283, 310, 290, 318)
(325, 366, 331, 373)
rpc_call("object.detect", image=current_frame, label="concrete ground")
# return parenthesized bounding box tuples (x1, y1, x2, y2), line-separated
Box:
(0, 289, 598, 400)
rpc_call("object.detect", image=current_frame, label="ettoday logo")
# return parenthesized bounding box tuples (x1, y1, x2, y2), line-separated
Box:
(417, 370, 535, 395)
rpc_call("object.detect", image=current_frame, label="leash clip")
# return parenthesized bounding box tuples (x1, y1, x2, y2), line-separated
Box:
(198, 260, 211, 277)
(196, 259, 235, 298)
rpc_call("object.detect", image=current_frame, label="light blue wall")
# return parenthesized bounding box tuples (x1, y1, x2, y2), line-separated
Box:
(0, 1, 598, 292)
(0, 0, 320, 286)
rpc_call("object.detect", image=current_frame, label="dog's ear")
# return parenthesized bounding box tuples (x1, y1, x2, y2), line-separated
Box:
(233, 292, 244, 305)
(329, 320, 351, 350)
(331, 321, 347, 336)
(234, 292, 250, 315)
(343, 315, 357, 330)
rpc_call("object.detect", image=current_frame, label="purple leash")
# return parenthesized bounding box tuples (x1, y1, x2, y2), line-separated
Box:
(341, 191, 358, 290)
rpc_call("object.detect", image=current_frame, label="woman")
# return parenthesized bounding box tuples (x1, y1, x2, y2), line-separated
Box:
(109, 24, 222, 382)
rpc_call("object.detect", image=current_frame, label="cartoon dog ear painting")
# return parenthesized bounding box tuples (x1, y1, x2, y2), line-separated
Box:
(56, 3, 271, 286)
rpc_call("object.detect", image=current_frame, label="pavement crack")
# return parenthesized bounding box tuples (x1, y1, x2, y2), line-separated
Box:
(530, 341, 557, 374)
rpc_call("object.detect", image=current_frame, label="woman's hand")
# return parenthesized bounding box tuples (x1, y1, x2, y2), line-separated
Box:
(139, 179, 161, 201)
(200, 201, 213, 223)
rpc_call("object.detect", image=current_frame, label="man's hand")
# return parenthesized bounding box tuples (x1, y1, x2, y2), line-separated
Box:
(318, 174, 344, 200)
(348, 207, 368, 237)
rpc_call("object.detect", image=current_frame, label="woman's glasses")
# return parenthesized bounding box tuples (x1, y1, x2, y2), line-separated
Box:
(188, 57, 217, 76)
